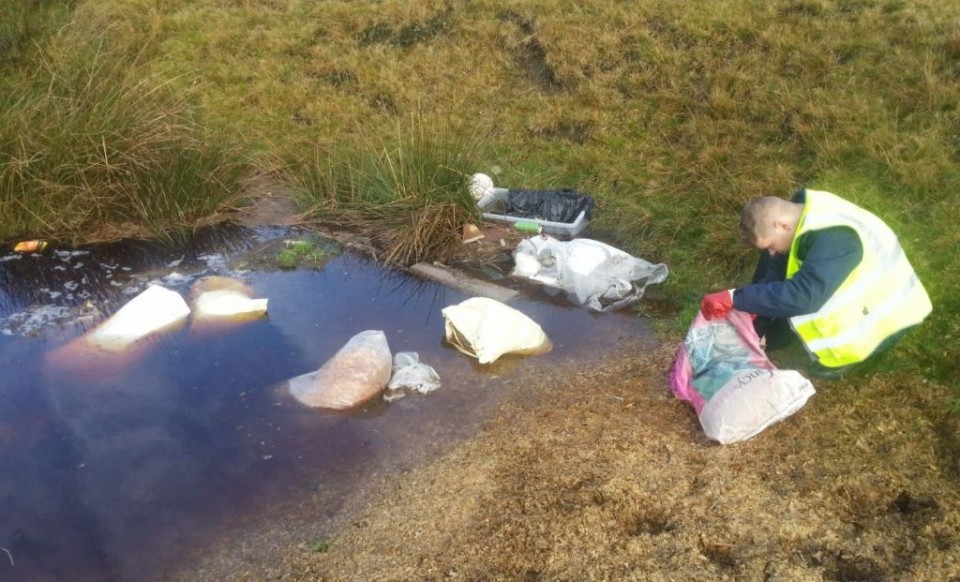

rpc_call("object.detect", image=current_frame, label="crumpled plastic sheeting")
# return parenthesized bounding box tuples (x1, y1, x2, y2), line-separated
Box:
(387, 352, 441, 394)
(511, 236, 668, 312)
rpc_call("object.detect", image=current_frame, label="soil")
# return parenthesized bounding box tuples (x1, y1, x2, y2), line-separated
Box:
(179, 179, 960, 581)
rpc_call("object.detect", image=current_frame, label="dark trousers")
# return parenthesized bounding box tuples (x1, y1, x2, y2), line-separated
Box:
(750, 251, 790, 346)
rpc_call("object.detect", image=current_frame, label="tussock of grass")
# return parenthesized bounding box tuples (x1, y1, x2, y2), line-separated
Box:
(0, 9, 246, 244)
(284, 117, 483, 265)
(0, 1, 75, 70)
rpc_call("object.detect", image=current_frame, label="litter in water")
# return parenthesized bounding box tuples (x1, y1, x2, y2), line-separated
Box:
(191, 276, 268, 320)
(13, 240, 48, 253)
(386, 351, 442, 395)
(442, 297, 552, 364)
(288, 330, 393, 410)
(83, 285, 191, 352)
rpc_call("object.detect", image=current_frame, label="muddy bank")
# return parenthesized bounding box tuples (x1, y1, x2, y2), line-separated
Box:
(174, 336, 960, 581)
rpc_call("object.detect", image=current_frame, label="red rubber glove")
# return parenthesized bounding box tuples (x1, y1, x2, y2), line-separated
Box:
(700, 289, 734, 320)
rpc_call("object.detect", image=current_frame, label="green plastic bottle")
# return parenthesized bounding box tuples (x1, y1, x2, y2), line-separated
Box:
(514, 221, 542, 234)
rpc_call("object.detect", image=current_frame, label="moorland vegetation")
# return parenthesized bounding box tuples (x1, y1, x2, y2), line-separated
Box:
(1, 1, 957, 389)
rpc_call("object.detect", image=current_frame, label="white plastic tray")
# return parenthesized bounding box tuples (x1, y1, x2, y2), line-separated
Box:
(477, 188, 589, 238)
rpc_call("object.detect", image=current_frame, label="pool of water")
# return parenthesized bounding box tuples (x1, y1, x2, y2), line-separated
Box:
(0, 226, 655, 581)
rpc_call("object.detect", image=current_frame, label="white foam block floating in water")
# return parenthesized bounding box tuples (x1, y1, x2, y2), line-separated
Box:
(194, 290, 268, 318)
(288, 330, 392, 410)
(190, 276, 268, 319)
(85, 285, 191, 351)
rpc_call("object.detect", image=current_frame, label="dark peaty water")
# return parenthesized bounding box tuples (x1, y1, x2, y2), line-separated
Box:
(0, 225, 655, 581)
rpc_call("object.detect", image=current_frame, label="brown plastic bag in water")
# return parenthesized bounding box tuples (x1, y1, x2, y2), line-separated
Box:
(288, 330, 392, 410)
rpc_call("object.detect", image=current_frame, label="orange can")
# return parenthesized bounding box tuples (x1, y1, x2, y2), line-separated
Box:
(13, 240, 48, 253)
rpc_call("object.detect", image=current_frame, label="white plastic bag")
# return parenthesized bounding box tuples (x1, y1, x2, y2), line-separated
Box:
(194, 290, 268, 318)
(387, 352, 441, 394)
(441, 297, 552, 364)
(698, 368, 815, 445)
(511, 236, 668, 312)
(288, 330, 392, 410)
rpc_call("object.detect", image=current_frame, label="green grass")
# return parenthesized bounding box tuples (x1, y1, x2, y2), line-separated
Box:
(283, 115, 484, 265)
(2, 0, 958, 394)
(0, 0, 76, 71)
(308, 539, 330, 553)
(0, 4, 247, 244)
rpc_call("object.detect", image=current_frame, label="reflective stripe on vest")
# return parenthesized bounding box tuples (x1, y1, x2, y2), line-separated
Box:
(786, 190, 932, 368)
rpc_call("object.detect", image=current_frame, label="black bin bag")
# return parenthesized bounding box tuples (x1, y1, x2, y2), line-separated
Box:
(505, 189, 595, 224)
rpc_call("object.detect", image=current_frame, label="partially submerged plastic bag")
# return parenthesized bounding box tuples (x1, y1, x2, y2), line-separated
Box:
(191, 276, 268, 319)
(85, 285, 191, 351)
(669, 310, 815, 444)
(288, 330, 392, 410)
(511, 236, 668, 312)
(386, 352, 441, 394)
(441, 297, 552, 364)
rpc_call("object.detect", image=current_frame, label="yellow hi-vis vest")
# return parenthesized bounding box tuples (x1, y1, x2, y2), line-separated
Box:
(786, 190, 932, 369)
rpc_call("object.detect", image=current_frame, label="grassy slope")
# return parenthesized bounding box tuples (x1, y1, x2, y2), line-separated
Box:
(9, 0, 960, 385)
(0, 1, 246, 243)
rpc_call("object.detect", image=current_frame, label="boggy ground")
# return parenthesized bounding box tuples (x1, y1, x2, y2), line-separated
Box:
(179, 187, 960, 581)
(177, 324, 960, 581)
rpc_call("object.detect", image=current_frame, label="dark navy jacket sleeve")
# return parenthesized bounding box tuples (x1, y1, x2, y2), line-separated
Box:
(732, 227, 863, 319)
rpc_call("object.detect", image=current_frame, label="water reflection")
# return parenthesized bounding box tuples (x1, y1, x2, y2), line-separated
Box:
(0, 225, 654, 581)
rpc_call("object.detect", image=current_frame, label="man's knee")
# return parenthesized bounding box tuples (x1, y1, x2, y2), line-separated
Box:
(754, 317, 796, 351)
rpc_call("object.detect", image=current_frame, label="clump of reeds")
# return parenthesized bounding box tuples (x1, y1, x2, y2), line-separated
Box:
(0, 11, 246, 244)
(285, 116, 483, 265)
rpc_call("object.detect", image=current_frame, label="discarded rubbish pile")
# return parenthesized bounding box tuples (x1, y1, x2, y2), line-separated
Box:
(511, 235, 668, 313)
(79, 276, 269, 352)
(283, 296, 555, 412)
(669, 309, 816, 444)
(470, 173, 593, 238)
(286, 333, 447, 410)
(35, 246, 554, 414)
(284, 297, 553, 411)
(464, 173, 669, 313)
